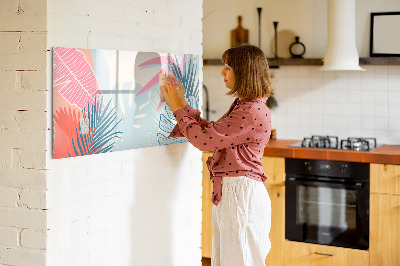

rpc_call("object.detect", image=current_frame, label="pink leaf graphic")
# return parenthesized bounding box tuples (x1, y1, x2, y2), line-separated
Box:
(53, 47, 101, 110)
(136, 70, 163, 96)
(136, 55, 180, 96)
(138, 56, 174, 68)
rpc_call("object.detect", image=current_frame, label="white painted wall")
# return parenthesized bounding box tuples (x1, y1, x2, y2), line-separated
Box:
(203, 0, 400, 58)
(46, 0, 203, 266)
(0, 0, 48, 265)
(203, 0, 400, 145)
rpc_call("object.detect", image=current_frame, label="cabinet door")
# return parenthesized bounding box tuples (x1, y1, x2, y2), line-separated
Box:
(370, 163, 400, 195)
(370, 193, 400, 266)
(284, 241, 369, 266)
(265, 184, 285, 266)
(262, 156, 285, 185)
(202, 152, 213, 258)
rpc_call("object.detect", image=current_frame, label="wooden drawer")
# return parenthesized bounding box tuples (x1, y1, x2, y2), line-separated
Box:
(284, 241, 369, 266)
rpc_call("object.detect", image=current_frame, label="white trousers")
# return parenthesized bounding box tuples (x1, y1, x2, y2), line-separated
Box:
(212, 176, 272, 266)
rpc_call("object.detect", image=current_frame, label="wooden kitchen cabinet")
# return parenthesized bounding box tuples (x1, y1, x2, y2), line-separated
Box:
(284, 240, 369, 266)
(202, 152, 213, 258)
(370, 163, 400, 266)
(262, 156, 285, 266)
(370, 193, 400, 266)
(261, 156, 285, 186)
(370, 163, 400, 195)
(264, 184, 285, 266)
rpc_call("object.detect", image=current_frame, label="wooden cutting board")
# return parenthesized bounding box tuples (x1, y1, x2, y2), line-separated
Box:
(231, 16, 249, 48)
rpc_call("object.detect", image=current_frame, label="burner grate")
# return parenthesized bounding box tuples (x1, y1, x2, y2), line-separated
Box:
(301, 135, 339, 149)
(340, 137, 377, 151)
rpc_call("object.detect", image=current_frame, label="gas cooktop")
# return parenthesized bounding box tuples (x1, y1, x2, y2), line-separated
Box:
(289, 135, 383, 151)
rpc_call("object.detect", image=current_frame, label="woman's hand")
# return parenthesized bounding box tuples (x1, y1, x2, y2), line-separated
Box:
(161, 75, 186, 113)
(171, 76, 187, 108)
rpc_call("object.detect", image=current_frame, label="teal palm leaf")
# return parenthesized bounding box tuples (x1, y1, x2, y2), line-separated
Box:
(71, 97, 122, 157)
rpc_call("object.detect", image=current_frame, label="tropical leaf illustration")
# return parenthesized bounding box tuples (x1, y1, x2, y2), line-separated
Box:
(156, 54, 200, 146)
(157, 132, 188, 145)
(168, 55, 200, 109)
(136, 55, 176, 96)
(53, 106, 82, 159)
(53, 47, 101, 109)
(70, 97, 123, 157)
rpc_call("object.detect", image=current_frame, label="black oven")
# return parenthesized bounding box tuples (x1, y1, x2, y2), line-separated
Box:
(285, 158, 369, 250)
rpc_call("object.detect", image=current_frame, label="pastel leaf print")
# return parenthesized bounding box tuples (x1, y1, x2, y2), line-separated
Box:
(53, 47, 101, 110)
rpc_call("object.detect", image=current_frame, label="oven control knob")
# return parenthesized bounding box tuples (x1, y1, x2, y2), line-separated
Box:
(340, 164, 347, 174)
(304, 161, 312, 171)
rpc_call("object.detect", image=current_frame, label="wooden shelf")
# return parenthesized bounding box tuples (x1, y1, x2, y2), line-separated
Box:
(203, 57, 400, 67)
(203, 58, 322, 67)
(359, 57, 400, 65)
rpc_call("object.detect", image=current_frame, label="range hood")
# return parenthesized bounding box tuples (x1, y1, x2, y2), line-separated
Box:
(320, 0, 365, 71)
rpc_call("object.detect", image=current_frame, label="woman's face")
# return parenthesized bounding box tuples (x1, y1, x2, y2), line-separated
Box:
(220, 64, 235, 89)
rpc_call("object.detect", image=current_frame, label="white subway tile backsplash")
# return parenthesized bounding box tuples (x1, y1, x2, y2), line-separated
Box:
(298, 66, 311, 78)
(388, 131, 400, 143)
(374, 90, 388, 104)
(348, 116, 362, 129)
(336, 115, 348, 129)
(388, 76, 400, 91)
(336, 103, 349, 116)
(203, 65, 400, 144)
(336, 90, 349, 103)
(375, 104, 389, 117)
(362, 116, 375, 130)
(323, 87, 336, 103)
(286, 77, 299, 89)
(362, 128, 375, 138)
(361, 90, 374, 104)
(285, 66, 298, 77)
(388, 91, 400, 104)
(374, 65, 388, 77)
(374, 77, 388, 91)
(323, 103, 336, 115)
(322, 70, 335, 78)
(361, 104, 375, 117)
(348, 71, 362, 90)
(310, 77, 324, 90)
(389, 117, 400, 131)
(374, 117, 389, 130)
(374, 130, 389, 144)
(298, 77, 311, 89)
(323, 115, 336, 129)
(389, 104, 400, 117)
(335, 72, 349, 90)
(349, 128, 362, 137)
(388, 65, 400, 76)
(348, 90, 362, 103)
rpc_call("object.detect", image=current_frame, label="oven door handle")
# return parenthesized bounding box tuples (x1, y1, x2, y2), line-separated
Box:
(287, 177, 364, 189)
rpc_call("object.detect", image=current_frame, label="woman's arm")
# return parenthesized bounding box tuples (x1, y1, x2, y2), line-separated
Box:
(172, 106, 256, 152)
(163, 76, 211, 137)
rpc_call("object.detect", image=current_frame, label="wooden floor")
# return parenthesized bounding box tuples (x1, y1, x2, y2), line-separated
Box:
(202, 257, 211, 266)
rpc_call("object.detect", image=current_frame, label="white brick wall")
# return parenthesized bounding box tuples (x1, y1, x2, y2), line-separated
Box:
(46, 1, 203, 266)
(0, 0, 48, 265)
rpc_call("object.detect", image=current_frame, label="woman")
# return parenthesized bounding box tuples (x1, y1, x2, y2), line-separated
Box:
(161, 44, 273, 266)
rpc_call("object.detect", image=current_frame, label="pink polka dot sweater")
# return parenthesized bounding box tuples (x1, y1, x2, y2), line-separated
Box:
(168, 97, 271, 206)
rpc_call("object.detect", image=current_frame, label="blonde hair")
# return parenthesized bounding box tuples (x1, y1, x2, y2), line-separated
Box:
(221, 44, 273, 99)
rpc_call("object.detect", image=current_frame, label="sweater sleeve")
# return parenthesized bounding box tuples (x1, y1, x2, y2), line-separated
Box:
(172, 106, 257, 152)
(168, 104, 211, 138)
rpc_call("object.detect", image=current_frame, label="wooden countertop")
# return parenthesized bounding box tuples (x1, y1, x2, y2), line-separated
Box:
(263, 139, 400, 165)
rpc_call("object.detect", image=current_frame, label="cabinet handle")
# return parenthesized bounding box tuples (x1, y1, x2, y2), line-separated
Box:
(313, 252, 335, 257)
